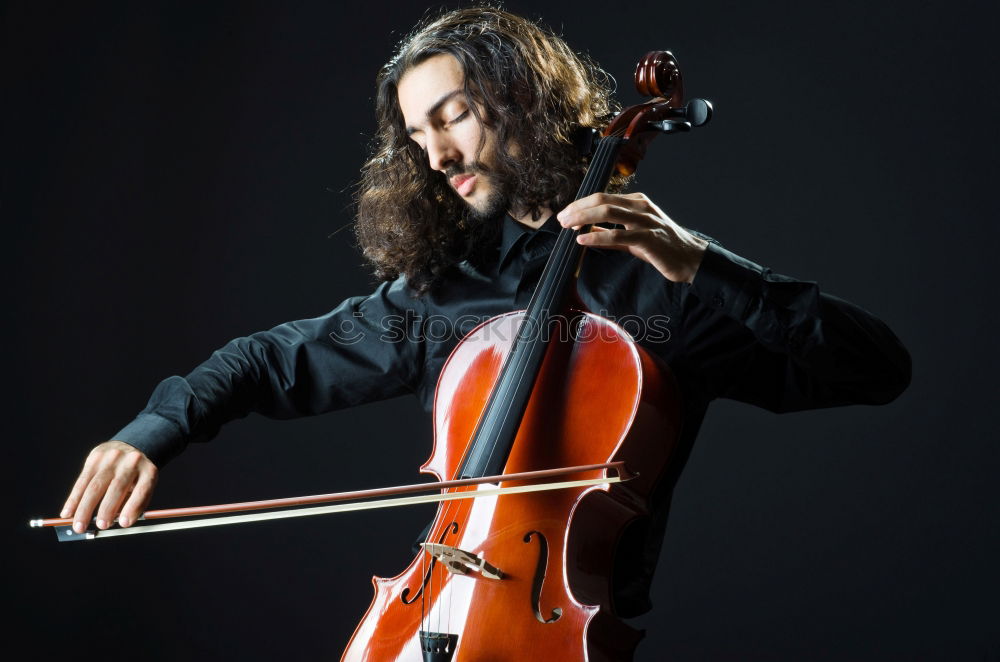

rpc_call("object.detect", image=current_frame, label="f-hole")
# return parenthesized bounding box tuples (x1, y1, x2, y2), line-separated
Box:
(523, 530, 562, 623)
(401, 521, 459, 604)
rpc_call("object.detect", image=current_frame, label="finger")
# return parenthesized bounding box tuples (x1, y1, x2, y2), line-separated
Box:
(558, 193, 612, 220)
(72, 471, 113, 533)
(119, 467, 158, 528)
(61, 460, 98, 518)
(620, 192, 665, 216)
(95, 472, 136, 530)
(558, 192, 654, 219)
(577, 227, 647, 249)
(559, 203, 658, 231)
(601, 192, 671, 226)
(96, 446, 153, 528)
(577, 225, 630, 252)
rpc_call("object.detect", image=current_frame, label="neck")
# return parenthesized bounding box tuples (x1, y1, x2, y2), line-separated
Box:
(509, 206, 553, 229)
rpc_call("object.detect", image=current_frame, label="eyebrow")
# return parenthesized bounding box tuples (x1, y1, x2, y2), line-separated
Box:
(405, 89, 465, 136)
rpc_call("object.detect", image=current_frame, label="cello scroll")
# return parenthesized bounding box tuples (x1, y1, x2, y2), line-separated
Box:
(608, 50, 713, 176)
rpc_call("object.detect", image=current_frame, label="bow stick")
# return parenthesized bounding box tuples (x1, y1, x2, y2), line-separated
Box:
(31, 461, 633, 541)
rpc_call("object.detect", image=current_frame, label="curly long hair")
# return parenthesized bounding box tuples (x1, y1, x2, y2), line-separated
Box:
(355, 6, 624, 294)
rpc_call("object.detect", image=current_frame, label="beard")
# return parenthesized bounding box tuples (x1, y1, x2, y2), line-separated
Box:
(467, 185, 508, 222)
(445, 161, 509, 223)
(461, 182, 506, 265)
(441, 162, 508, 266)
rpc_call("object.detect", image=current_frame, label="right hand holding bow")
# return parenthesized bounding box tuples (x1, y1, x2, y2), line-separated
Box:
(61, 440, 158, 533)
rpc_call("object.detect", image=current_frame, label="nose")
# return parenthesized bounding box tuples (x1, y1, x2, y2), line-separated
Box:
(425, 129, 459, 173)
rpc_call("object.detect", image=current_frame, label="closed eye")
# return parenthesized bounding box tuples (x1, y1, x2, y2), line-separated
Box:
(447, 110, 469, 126)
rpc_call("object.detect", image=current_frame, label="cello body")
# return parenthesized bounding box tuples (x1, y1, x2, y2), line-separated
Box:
(341, 309, 681, 661)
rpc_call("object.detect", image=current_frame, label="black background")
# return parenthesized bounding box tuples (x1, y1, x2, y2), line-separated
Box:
(5, 1, 998, 660)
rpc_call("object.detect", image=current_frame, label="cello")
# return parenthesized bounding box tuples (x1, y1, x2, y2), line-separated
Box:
(342, 51, 713, 662)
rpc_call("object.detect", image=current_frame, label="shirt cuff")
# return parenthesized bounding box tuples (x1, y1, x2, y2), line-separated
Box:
(112, 413, 187, 467)
(690, 241, 765, 322)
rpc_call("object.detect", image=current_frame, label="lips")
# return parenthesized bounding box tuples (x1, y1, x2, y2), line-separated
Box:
(451, 174, 476, 197)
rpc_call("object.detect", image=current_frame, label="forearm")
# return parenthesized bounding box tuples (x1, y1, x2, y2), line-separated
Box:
(684, 242, 911, 410)
(115, 280, 427, 466)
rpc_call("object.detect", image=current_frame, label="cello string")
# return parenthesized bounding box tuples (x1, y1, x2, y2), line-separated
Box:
(437, 539, 442, 639)
(420, 528, 425, 637)
(415, 128, 627, 643)
(475, 133, 623, 476)
(446, 543, 452, 642)
(415, 110, 635, 650)
(436, 485, 466, 641)
(421, 514, 429, 639)
(473, 138, 611, 467)
(426, 537, 432, 639)
(434, 552, 442, 639)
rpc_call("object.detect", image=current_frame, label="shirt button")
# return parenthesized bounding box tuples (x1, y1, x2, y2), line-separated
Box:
(712, 293, 725, 307)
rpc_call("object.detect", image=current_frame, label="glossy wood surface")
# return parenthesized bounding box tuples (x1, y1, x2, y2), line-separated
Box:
(341, 312, 681, 661)
(605, 50, 685, 176)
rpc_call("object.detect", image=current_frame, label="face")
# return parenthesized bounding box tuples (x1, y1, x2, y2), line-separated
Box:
(397, 54, 507, 220)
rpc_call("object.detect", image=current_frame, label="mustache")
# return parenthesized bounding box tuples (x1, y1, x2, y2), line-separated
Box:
(444, 161, 490, 179)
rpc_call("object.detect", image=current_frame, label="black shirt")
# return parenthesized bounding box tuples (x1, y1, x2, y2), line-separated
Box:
(115, 215, 910, 615)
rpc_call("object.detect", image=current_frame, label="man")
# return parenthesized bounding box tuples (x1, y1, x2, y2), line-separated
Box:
(60, 4, 909, 631)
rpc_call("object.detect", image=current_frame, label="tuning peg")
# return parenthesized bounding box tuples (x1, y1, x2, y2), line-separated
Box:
(681, 98, 713, 127)
(648, 98, 713, 134)
(648, 120, 692, 134)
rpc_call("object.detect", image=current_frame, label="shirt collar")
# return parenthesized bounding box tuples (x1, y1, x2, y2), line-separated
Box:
(497, 213, 562, 270)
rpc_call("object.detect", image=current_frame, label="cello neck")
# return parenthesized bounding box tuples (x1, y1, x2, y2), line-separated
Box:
(456, 135, 625, 480)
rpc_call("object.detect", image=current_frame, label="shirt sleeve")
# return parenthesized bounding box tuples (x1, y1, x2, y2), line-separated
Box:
(676, 242, 911, 412)
(113, 277, 427, 466)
